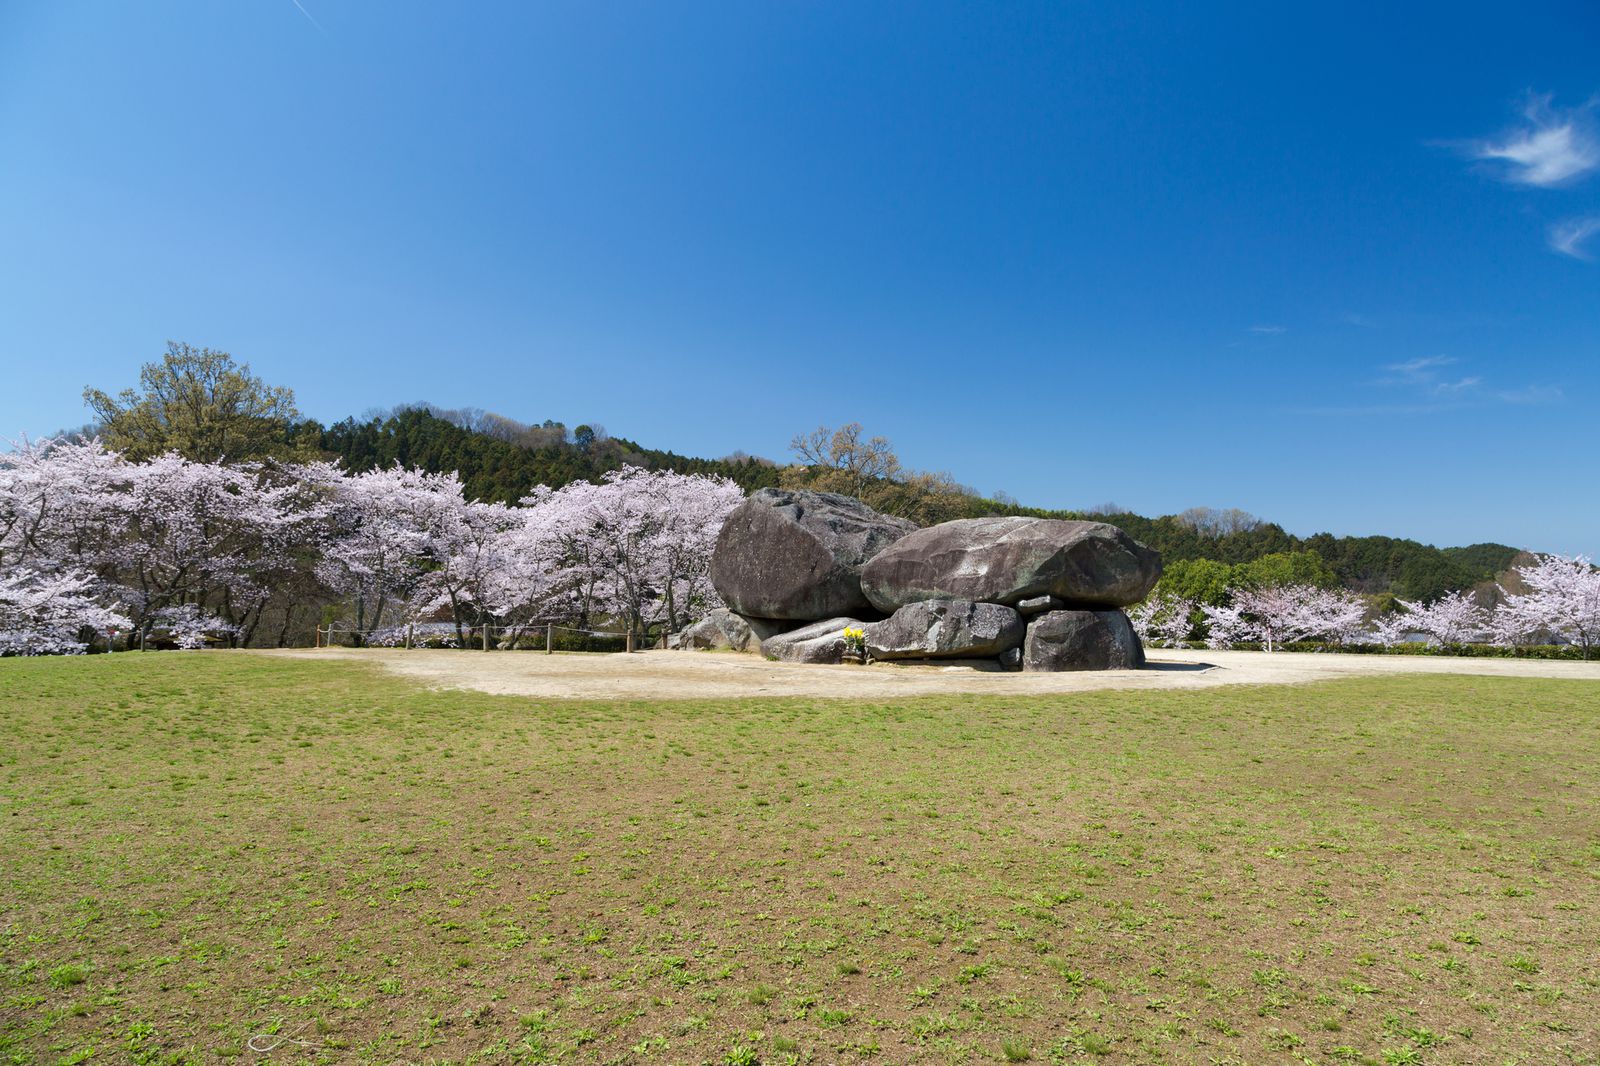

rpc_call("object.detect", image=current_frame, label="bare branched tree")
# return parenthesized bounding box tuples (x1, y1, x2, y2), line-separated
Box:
(788, 423, 901, 497)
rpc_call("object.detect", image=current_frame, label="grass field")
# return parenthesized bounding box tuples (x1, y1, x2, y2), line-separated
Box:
(2, 655, 1597, 1065)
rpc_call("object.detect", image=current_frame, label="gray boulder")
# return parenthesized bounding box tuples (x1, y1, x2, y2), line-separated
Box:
(1023, 609, 1146, 672)
(1016, 594, 1066, 617)
(863, 599, 1024, 660)
(861, 517, 1161, 611)
(998, 646, 1023, 671)
(711, 489, 916, 620)
(759, 617, 866, 664)
(679, 609, 757, 652)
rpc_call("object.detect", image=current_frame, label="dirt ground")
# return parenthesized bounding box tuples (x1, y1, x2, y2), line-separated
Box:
(261, 644, 1600, 699)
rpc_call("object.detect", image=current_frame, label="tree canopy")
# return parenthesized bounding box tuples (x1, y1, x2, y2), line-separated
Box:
(83, 343, 309, 463)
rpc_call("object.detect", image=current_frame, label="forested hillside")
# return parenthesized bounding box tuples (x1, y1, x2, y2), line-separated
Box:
(1096, 513, 1519, 603)
(63, 349, 1523, 606)
(314, 406, 783, 503)
(307, 405, 1518, 603)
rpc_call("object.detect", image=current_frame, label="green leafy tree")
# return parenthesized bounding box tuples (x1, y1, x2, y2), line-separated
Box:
(84, 342, 307, 462)
(1154, 558, 1237, 606)
(1233, 550, 1341, 590)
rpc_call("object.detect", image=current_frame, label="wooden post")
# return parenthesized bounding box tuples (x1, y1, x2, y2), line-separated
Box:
(626, 628, 635, 654)
(404, 624, 413, 650)
(546, 623, 553, 654)
(482, 624, 491, 652)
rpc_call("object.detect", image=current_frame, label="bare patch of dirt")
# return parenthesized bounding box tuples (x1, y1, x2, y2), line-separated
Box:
(258, 645, 1600, 700)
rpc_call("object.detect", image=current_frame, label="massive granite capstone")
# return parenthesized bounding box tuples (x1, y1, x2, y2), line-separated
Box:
(710, 488, 916, 620)
(860, 517, 1161, 612)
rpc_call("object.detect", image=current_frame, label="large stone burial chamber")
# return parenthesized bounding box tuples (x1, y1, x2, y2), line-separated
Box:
(704, 488, 1160, 671)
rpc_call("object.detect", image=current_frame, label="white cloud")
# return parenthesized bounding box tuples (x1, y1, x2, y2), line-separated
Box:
(1247, 324, 1286, 334)
(1433, 376, 1482, 395)
(1548, 215, 1600, 259)
(1354, 357, 1562, 414)
(1470, 95, 1599, 187)
(1381, 355, 1454, 385)
(1496, 384, 1564, 405)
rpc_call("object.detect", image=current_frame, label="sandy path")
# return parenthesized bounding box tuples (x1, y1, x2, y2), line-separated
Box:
(257, 646, 1600, 700)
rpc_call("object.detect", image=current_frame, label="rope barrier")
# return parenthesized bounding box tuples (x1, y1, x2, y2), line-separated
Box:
(314, 624, 630, 637)
(313, 622, 635, 645)
(547, 624, 630, 637)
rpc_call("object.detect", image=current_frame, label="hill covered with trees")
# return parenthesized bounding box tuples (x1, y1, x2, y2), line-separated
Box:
(75, 344, 1521, 604)
(313, 408, 1516, 602)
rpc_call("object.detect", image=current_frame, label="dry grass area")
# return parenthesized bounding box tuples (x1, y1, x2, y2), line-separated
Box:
(265, 645, 1600, 702)
(2, 653, 1598, 1065)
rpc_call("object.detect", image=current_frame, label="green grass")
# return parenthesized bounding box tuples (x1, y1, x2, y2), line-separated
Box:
(2, 653, 1598, 1064)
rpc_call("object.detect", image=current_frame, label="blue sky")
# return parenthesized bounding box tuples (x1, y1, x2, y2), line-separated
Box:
(2, 2, 1596, 554)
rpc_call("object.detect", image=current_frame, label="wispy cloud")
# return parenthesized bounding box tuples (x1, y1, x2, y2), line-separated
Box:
(1247, 324, 1286, 334)
(1380, 355, 1454, 386)
(1496, 384, 1564, 405)
(1310, 356, 1563, 417)
(1549, 215, 1600, 259)
(1468, 95, 1599, 187)
(1298, 402, 1456, 417)
(1433, 376, 1482, 395)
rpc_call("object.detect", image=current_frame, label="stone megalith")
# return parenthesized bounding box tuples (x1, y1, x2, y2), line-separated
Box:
(860, 517, 1161, 612)
(863, 599, 1025, 660)
(1022, 609, 1145, 672)
(711, 488, 916, 621)
(679, 609, 757, 652)
(759, 617, 866, 664)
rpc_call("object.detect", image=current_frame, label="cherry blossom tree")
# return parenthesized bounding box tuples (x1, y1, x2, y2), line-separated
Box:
(0, 567, 130, 655)
(1369, 612, 1413, 649)
(0, 436, 127, 574)
(1128, 596, 1160, 644)
(526, 468, 743, 639)
(1493, 553, 1600, 658)
(151, 603, 237, 650)
(483, 504, 565, 643)
(1130, 594, 1195, 648)
(1395, 590, 1487, 646)
(413, 498, 532, 647)
(98, 452, 323, 646)
(1201, 584, 1367, 651)
(315, 465, 468, 640)
(2, 435, 754, 653)
(1200, 600, 1251, 650)
(1, 437, 131, 652)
